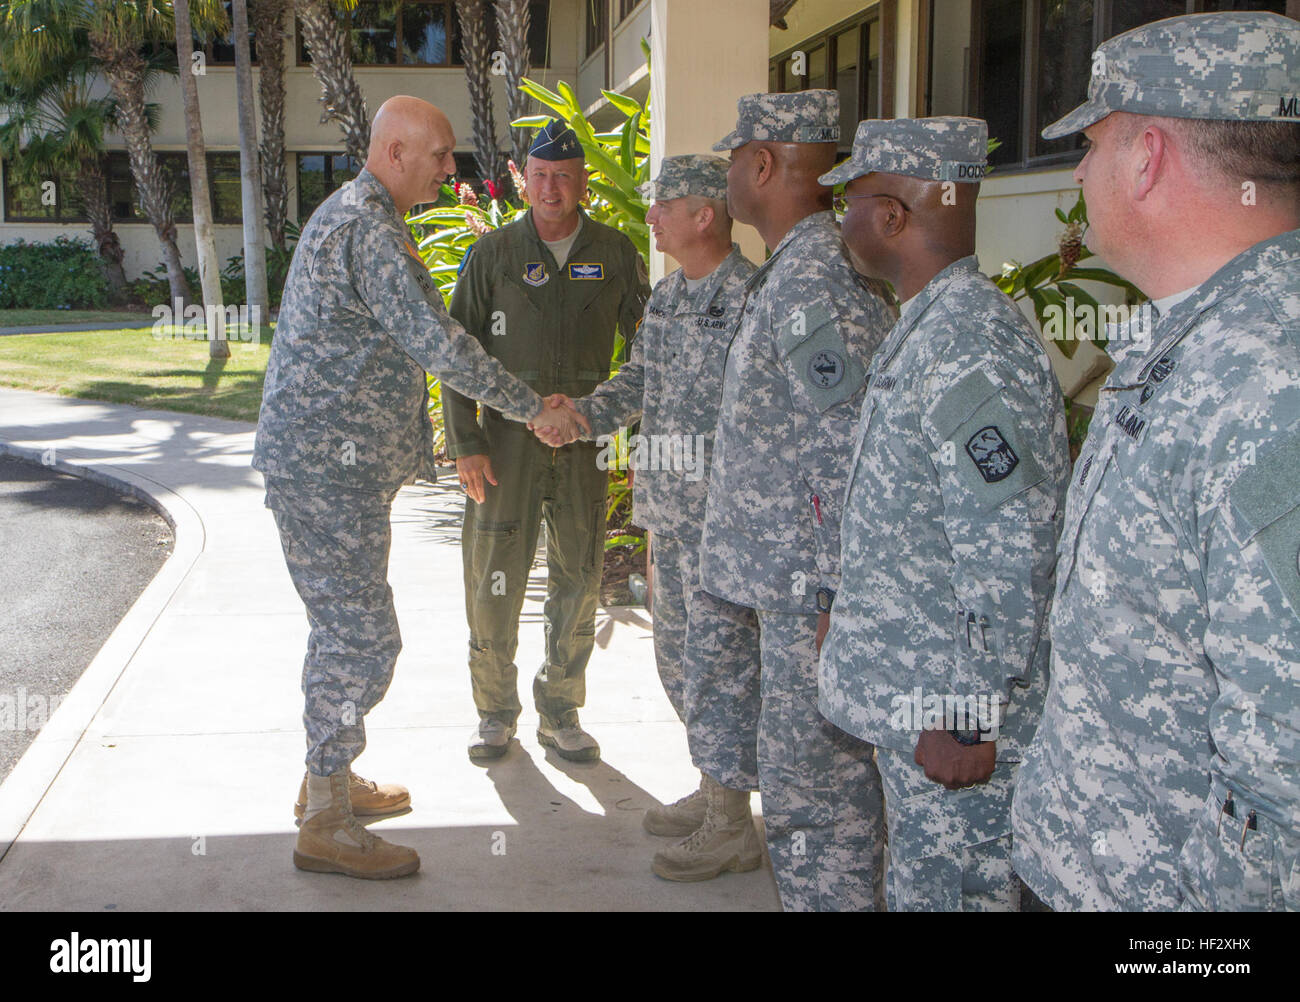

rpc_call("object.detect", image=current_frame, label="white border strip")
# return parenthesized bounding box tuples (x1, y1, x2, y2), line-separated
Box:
(0, 443, 204, 861)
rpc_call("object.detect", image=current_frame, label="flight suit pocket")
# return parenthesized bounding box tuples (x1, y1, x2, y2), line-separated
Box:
(586, 498, 606, 577)
(467, 518, 523, 603)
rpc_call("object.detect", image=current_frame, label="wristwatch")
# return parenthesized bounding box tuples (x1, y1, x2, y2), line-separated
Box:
(948, 728, 986, 746)
(815, 587, 836, 614)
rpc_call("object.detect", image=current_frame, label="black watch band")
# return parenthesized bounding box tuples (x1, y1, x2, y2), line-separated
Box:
(949, 727, 987, 746)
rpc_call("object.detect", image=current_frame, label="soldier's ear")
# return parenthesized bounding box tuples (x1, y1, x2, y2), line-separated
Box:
(879, 196, 908, 238)
(696, 204, 714, 233)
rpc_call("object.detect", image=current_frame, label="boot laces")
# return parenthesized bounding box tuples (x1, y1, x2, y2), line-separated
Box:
(343, 812, 378, 849)
(679, 812, 722, 852)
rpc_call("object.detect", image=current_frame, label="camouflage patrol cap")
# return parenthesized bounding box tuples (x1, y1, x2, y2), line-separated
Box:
(638, 155, 730, 201)
(819, 117, 988, 186)
(712, 90, 841, 150)
(1042, 11, 1300, 140)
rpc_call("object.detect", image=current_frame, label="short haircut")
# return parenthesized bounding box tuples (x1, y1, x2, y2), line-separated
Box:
(1110, 114, 1300, 202)
(683, 195, 733, 236)
(1166, 119, 1300, 189)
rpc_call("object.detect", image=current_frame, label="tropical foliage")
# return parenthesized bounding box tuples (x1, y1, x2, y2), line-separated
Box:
(992, 190, 1143, 359)
(0, 236, 112, 309)
(992, 190, 1146, 452)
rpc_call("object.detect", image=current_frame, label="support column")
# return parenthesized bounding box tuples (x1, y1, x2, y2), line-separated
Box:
(649, 0, 770, 280)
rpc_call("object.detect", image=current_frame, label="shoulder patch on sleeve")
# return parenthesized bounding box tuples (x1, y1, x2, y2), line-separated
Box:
(775, 302, 866, 413)
(774, 302, 835, 356)
(932, 370, 1048, 512)
(927, 368, 1002, 439)
(1229, 430, 1300, 617)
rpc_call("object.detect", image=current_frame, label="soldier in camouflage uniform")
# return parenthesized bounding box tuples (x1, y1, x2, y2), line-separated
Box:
(442, 120, 649, 765)
(690, 91, 895, 909)
(1009, 11, 1300, 911)
(540, 156, 758, 870)
(254, 97, 581, 879)
(816, 118, 1070, 911)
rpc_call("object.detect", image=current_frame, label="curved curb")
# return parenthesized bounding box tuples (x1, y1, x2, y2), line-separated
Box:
(0, 442, 205, 862)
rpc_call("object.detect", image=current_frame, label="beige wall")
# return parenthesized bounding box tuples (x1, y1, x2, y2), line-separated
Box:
(649, 0, 769, 279)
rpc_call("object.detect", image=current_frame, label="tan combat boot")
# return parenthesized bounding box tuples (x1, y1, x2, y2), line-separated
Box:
(293, 771, 410, 821)
(294, 771, 420, 880)
(643, 772, 708, 836)
(651, 775, 762, 882)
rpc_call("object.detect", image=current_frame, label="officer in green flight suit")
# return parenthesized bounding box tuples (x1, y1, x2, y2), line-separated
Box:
(442, 119, 650, 763)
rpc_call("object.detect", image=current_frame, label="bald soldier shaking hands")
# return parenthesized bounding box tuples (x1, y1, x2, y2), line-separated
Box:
(254, 96, 586, 880)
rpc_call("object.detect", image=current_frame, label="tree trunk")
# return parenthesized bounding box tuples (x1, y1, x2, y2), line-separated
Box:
(175, 0, 230, 359)
(79, 158, 128, 295)
(294, 0, 370, 163)
(493, 0, 531, 168)
(457, 0, 500, 184)
(233, 0, 270, 333)
(91, 37, 193, 306)
(251, 0, 289, 251)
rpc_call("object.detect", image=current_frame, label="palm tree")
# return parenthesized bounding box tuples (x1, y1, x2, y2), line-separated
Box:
(457, 0, 499, 183)
(231, 0, 270, 328)
(250, 0, 290, 251)
(173, 0, 229, 357)
(2, 1, 228, 307)
(492, 0, 530, 168)
(294, 0, 369, 163)
(0, 26, 129, 293)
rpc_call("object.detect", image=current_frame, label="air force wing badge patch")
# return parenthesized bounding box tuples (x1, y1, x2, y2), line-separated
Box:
(568, 262, 604, 280)
(965, 426, 1020, 483)
(523, 262, 549, 286)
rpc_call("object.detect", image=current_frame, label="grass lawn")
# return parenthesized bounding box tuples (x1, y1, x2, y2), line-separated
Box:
(0, 327, 271, 422)
(0, 308, 153, 328)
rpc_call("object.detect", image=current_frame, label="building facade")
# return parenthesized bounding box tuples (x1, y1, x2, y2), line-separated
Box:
(2, 0, 1295, 396)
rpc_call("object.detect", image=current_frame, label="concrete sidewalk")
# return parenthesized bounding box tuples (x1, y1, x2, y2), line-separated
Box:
(0, 387, 779, 911)
(0, 319, 158, 336)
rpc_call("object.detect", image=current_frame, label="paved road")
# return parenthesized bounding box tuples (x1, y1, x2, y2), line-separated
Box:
(0, 456, 173, 782)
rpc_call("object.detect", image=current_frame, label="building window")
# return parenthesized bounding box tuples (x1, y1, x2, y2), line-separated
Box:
(618, 0, 642, 23)
(973, 0, 1288, 172)
(2, 162, 81, 222)
(297, 0, 550, 67)
(207, 153, 245, 223)
(3, 151, 248, 225)
(585, 0, 607, 58)
(771, 12, 881, 152)
(203, 1, 259, 64)
(297, 153, 362, 222)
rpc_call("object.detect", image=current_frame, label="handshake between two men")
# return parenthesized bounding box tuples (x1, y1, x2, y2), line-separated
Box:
(457, 394, 589, 503)
(530, 394, 586, 447)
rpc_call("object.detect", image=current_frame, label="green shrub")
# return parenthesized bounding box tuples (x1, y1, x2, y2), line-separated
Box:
(0, 236, 112, 310)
